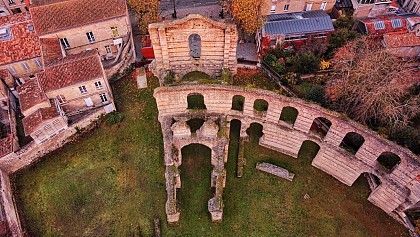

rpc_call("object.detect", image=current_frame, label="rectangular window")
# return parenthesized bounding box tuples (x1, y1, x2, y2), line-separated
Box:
(86, 31, 95, 43)
(373, 20, 385, 30)
(100, 93, 108, 102)
(284, 4, 289, 11)
(111, 26, 119, 37)
(94, 81, 103, 90)
(320, 2, 327, 10)
(410, 2, 417, 12)
(33, 58, 42, 68)
(21, 62, 30, 71)
(271, 5, 276, 13)
(57, 94, 66, 104)
(391, 18, 403, 28)
(105, 45, 111, 54)
(9, 65, 17, 74)
(306, 3, 313, 11)
(79, 85, 88, 94)
(60, 38, 70, 49)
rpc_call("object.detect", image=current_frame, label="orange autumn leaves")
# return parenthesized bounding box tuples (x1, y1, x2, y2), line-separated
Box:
(128, 0, 160, 34)
(229, 0, 266, 34)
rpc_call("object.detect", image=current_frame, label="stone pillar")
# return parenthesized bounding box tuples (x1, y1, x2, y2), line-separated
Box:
(158, 27, 170, 70)
(223, 28, 231, 69)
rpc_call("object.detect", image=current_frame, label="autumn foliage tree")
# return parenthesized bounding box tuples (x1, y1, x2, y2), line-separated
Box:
(326, 37, 420, 129)
(228, 0, 265, 34)
(128, 0, 160, 35)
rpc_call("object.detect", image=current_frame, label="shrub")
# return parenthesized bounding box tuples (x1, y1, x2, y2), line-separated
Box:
(389, 126, 420, 154)
(272, 61, 285, 74)
(220, 68, 231, 84)
(263, 53, 277, 65)
(306, 86, 326, 105)
(164, 70, 175, 85)
(104, 111, 124, 125)
(291, 52, 321, 74)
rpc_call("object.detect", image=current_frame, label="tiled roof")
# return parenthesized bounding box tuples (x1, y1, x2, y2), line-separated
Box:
(0, 12, 42, 66)
(264, 10, 334, 36)
(0, 135, 13, 158)
(30, 0, 128, 35)
(383, 32, 420, 47)
(0, 69, 8, 80)
(38, 50, 103, 92)
(40, 38, 63, 65)
(22, 104, 59, 135)
(17, 78, 49, 114)
(406, 16, 420, 26)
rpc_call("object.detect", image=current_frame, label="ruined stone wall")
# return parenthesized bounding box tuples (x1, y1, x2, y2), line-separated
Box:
(149, 14, 237, 81)
(154, 85, 420, 223)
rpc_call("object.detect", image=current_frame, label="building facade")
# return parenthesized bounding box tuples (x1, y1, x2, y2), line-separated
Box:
(0, 0, 29, 15)
(262, 0, 336, 15)
(149, 14, 238, 81)
(30, 0, 135, 65)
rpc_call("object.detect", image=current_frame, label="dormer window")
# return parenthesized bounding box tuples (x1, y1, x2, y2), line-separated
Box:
(391, 18, 402, 28)
(373, 21, 385, 30)
(0, 28, 11, 41)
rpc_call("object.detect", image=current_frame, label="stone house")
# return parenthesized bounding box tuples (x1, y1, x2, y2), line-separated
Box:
(262, 0, 337, 15)
(257, 10, 335, 52)
(149, 14, 238, 80)
(17, 78, 67, 144)
(29, 0, 135, 67)
(351, 0, 400, 18)
(37, 50, 116, 116)
(354, 14, 408, 36)
(0, 12, 43, 86)
(0, 0, 29, 15)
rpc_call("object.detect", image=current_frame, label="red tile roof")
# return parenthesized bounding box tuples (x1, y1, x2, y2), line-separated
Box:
(30, 0, 128, 35)
(0, 135, 13, 158)
(17, 78, 49, 114)
(22, 104, 59, 135)
(0, 12, 42, 66)
(383, 32, 420, 47)
(38, 50, 103, 92)
(40, 38, 63, 65)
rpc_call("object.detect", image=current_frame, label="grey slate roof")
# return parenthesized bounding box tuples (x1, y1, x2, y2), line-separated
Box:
(263, 10, 334, 36)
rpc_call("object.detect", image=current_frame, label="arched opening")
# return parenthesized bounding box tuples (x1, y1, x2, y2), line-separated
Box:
(189, 34, 201, 58)
(253, 99, 268, 116)
(187, 93, 206, 110)
(186, 118, 205, 134)
(231, 95, 245, 111)
(279, 106, 298, 126)
(182, 71, 211, 81)
(339, 132, 365, 154)
(376, 152, 401, 172)
(309, 117, 332, 139)
(297, 140, 320, 162)
(246, 123, 263, 143)
(179, 144, 212, 219)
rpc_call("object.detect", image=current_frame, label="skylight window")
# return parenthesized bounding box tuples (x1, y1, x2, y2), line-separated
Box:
(391, 18, 402, 28)
(373, 21, 385, 30)
(0, 28, 11, 41)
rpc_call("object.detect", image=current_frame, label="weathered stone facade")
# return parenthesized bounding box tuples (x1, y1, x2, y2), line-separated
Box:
(149, 14, 238, 82)
(154, 84, 420, 228)
(159, 113, 228, 223)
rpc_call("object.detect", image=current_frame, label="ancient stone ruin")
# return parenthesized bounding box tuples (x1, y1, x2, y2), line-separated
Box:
(154, 84, 420, 228)
(256, 162, 295, 181)
(148, 14, 238, 82)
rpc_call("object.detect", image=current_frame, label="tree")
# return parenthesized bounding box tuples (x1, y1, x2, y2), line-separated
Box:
(128, 0, 160, 35)
(326, 37, 420, 129)
(228, 0, 265, 34)
(291, 52, 321, 74)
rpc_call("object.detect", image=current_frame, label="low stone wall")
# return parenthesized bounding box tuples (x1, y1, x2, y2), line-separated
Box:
(0, 170, 22, 237)
(154, 84, 420, 228)
(256, 162, 295, 181)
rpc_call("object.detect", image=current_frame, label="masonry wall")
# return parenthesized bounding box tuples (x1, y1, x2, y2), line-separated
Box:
(154, 85, 420, 218)
(0, 57, 43, 80)
(38, 16, 131, 59)
(149, 15, 238, 80)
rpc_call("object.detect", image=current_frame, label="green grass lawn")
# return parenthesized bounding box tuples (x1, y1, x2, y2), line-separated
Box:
(14, 75, 408, 237)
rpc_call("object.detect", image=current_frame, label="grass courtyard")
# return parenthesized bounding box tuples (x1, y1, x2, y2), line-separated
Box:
(14, 75, 408, 236)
